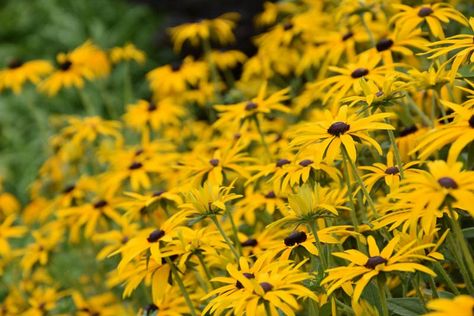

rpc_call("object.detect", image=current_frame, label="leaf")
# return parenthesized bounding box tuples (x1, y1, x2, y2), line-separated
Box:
(462, 227, 474, 239)
(387, 298, 426, 316)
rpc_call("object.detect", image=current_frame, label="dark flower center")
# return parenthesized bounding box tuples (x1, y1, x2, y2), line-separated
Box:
(170, 62, 181, 72)
(469, 115, 474, 128)
(438, 177, 458, 189)
(121, 236, 129, 244)
(152, 190, 165, 197)
(93, 200, 108, 209)
(365, 256, 387, 269)
(144, 304, 158, 313)
(241, 238, 258, 247)
(260, 282, 273, 292)
(376, 38, 394, 52)
(342, 32, 354, 41)
(245, 101, 258, 111)
(209, 158, 219, 167)
(276, 158, 291, 167)
(129, 162, 143, 170)
(135, 149, 144, 156)
(418, 7, 433, 17)
(399, 125, 418, 137)
(147, 229, 165, 243)
(265, 191, 276, 199)
(236, 272, 255, 289)
(7, 58, 23, 69)
(63, 184, 75, 194)
(299, 159, 313, 167)
(284, 231, 307, 246)
(351, 68, 369, 79)
(327, 121, 350, 136)
(283, 22, 294, 31)
(385, 166, 399, 175)
(147, 103, 157, 112)
(59, 60, 72, 71)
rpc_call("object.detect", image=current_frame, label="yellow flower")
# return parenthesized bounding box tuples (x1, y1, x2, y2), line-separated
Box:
(110, 42, 146, 64)
(0, 58, 52, 94)
(123, 98, 185, 132)
(169, 13, 239, 52)
(390, 3, 467, 39)
(71, 292, 126, 316)
(322, 235, 436, 302)
(0, 215, 26, 256)
(425, 295, 474, 316)
(210, 49, 247, 70)
(214, 82, 290, 128)
(291, 105, 394, 162)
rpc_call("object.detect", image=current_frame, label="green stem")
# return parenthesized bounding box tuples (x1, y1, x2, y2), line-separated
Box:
(447, 206, 474, 280)
(433, 262, 460, 295)
(384, 118, 405, 179)
(264, 300, 272, 316)
(428, 276, 439, 299)
(411, 276, 426, 308)
(308, 220, 327, 271)
(196, 252, 213, 289)
(406, 95, 433, 127)
(123, 61, 133, 108)
(225, 208, 242, 255)
(165, 258, 197, 316)
(445, 231, 474, 294)
(77, 88, 95, 116)
(253, 116, 273, 161)
(359, 13, 375, 47)
(377, 277, 389, 316)
(342, 147, 378, 217)
(210, 215, 240, 261)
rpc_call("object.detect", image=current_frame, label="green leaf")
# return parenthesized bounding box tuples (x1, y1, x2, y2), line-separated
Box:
(462, 227, 474, 239)
(387, 298, 426, 316)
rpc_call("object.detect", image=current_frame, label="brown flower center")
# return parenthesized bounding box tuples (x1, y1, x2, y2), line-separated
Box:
(385, 166, 399, 175)
(236, 272, 255, 289)
(265, 191, 276, 199)
(147, 229, 165, 243)
(438, 177, 458, 189)
(418, 7, 433, 17)
(129, 162, 143, 170)
(342, 32, 354, 41)
(469, 115, 474, 128)
(327, 121, 350, 136)
(209, 158, 219, 167)
(276, 158, 291, 167)
(245, 101, 258, 111)
(365, 256, 387, 269)
(284, 231, 307, 246)
(299, 159, 313, 167)
(351, 68, 369, 79)
(59, 60, 72, 71)
(399, 125, 418, 137)
(147, 102, 157, 112)
(7, 58, 23, 69)
(241, 238, 258, 247)
(93, 200, 108, 209)
(376, 39, 394, 52)
(260, 282, 273, 292)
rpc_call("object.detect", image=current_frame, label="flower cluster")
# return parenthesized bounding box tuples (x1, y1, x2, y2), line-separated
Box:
(1, 1, 474, 316)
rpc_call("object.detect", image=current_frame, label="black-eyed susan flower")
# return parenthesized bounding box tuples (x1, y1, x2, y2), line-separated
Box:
(322, 235, 436, 302)
(390, 3, 467, 39)
(203, 254, 317, 316)
(0, 58, 52, 94)
(0, 215, 26, 256)
(209, 50, 247, 71)
(109, 42, 146, 64)
(169, 13, 239, 52)
(291, 105, 394, 162)
(425, 295, 474, 316)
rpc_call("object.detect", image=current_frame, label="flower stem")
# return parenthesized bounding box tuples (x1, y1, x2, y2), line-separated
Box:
(308, 220, 327, 271)
(264, 300, 272, 316)
(447, 206, 474, 280)
(406, 95, 433, 127)
(123, 61, 133, 108)
(210, 215, 240, 261)
(342, 147, 378, 217)
(253, 116, 273, 161)
(196, 252, 213, 289)
(428, 275, 439, 299)
(384, 118, 404, 179)
(77, 88, 95, 116)
(433, 261, 460, 295)
(225, 208, 242, 255)
(165, 257, 197, 316)
(377, 277, 389, 316)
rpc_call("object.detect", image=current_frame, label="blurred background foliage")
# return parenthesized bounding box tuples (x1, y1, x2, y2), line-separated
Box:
(0, 0, 263, 201)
